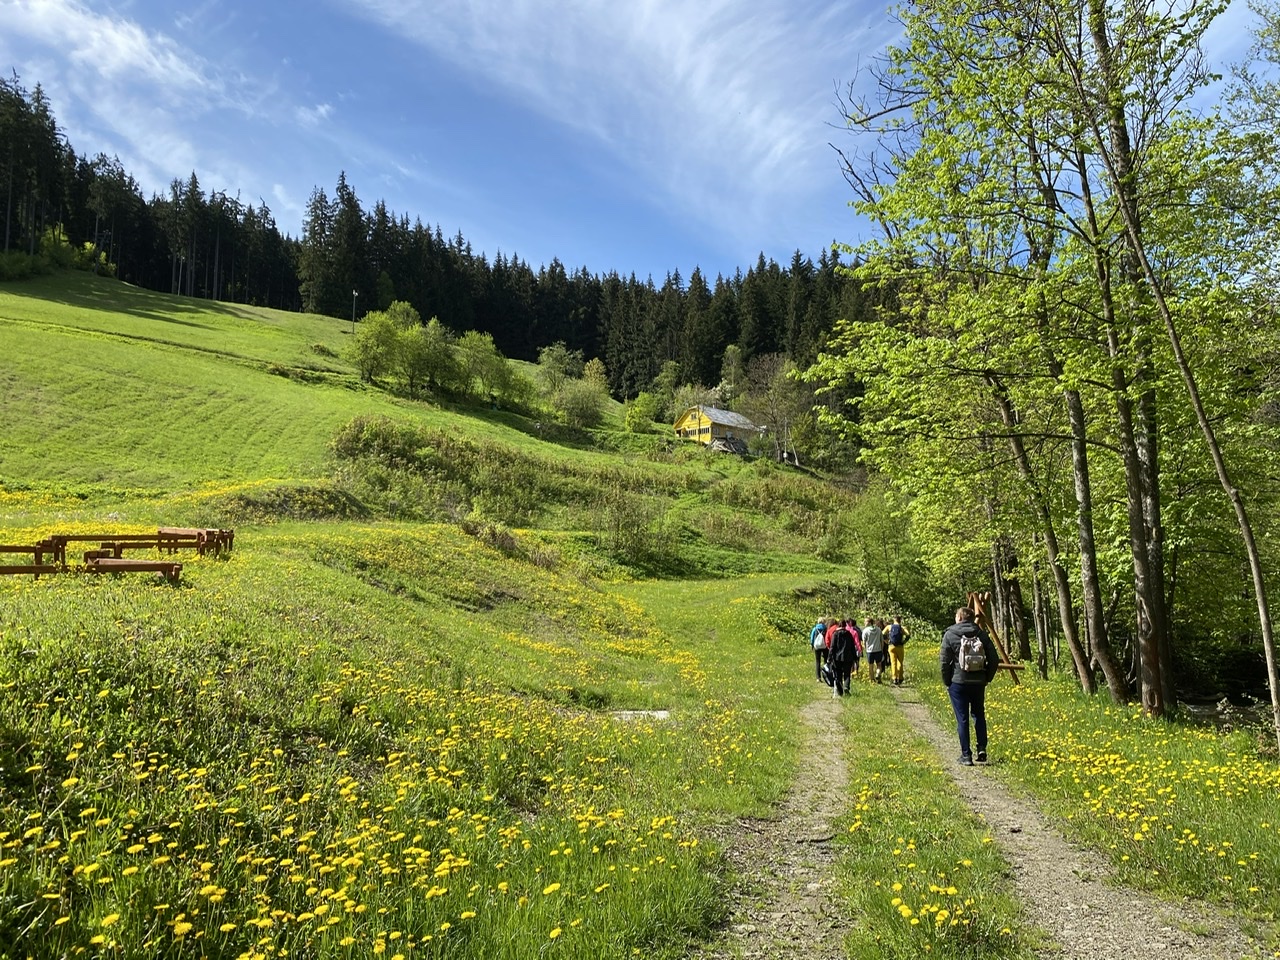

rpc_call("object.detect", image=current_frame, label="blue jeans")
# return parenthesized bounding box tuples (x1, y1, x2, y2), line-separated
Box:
(948, 681, 987, 758)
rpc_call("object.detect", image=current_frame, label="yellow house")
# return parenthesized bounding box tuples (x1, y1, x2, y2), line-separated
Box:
(673, 406, 762, 447)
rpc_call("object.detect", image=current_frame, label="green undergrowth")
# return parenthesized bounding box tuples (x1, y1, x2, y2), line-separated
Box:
(329, 414, 860, 573)
(920, 674, 1280, 945)
(831, 686, 1037, 959)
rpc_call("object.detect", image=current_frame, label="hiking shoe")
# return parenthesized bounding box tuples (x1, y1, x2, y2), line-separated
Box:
(959, 754, 974, 766)
(976, 750, 987, 763)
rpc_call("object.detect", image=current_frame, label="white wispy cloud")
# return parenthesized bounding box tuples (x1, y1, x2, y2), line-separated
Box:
(338, 0, 892, 244)
(0, 0, 235, 192)
(297, 102, 334, 127)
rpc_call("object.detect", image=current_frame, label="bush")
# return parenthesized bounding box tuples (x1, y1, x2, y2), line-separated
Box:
(0, 250, 51, 281)
(555, 378, 607, 429)
(624, 392, 663, 433)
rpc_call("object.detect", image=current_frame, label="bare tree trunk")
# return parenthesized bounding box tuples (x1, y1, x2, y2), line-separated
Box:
(1065, 387, 1128, 700)
(1007, 559, 1032, 661)
(987, 374, 1095, 692)
(1030, 548, 1050, 680)
(1065, 0, 1280, 747)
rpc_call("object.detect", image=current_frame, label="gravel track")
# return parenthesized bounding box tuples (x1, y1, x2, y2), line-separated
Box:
(690, 682, 1273, 959)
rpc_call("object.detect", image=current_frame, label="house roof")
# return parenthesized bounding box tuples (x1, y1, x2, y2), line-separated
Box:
(678, 406, 760, 430)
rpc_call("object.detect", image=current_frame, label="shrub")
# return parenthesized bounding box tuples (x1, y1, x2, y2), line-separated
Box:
(555, 378, 608, 429)
(625, 391, 663, 433)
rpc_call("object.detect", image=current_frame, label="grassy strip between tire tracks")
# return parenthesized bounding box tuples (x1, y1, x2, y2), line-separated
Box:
(830, 683, 1038, 959)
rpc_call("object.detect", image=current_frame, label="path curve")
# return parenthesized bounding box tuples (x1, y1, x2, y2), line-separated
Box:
(893, 686, 1269, 960)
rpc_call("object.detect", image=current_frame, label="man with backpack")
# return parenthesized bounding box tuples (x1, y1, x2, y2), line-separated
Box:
(861, 616, 885, 682)
(940, 606, 1000, 766)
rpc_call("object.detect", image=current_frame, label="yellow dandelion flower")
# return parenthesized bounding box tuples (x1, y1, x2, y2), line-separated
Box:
(219, 923, 237, 932)
(101, 914, 120, 926)
(542, 882, 561, 895)
(549, 927, 562, 939)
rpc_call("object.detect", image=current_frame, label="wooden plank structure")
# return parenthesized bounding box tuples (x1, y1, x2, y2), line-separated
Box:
(0, 527, 233, 583)
(0, 541, 58, 579)
(85, 557, 182, 584)
(967, 590, 1025, 685)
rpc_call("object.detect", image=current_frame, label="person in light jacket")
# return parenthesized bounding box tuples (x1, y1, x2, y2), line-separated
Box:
(940, 606, 1000, 766)
(810, 618, 829, 681)
(861, 617, 885, 682)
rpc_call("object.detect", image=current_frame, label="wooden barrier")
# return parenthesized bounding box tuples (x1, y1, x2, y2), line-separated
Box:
(45, 534, 159, 566)
(0, 542, 55, 578)
(84, 557, 182, 584)
(157, 527, 234, 556)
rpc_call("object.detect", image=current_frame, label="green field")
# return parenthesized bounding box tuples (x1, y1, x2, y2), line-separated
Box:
(1, 275, 1276, 959)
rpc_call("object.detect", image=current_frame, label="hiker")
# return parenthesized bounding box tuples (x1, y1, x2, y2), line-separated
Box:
(887, 615, 909, 686)
(828, 618, 857, 697)
(862, 616, 885, 682)
(845, 618, 863, 678)
(810, 618, 829, 681)
(940, 606, 1000, 765)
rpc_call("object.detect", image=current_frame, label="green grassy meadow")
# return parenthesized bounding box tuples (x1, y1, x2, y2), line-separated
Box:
(1, 274, 1277, 959)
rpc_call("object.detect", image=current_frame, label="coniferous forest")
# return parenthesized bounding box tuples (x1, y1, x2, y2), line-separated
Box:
(0, 73, 869, 406)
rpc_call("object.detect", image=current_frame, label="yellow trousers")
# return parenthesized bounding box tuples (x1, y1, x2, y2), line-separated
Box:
(889, 644, 905, 683)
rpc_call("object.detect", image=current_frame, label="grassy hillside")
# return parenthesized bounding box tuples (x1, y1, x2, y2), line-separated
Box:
(2, 275, 1276, 960)
(0, 275, 887, 959)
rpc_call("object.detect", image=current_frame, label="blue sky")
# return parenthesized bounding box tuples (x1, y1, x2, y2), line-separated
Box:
(0, 0, 1259, 283)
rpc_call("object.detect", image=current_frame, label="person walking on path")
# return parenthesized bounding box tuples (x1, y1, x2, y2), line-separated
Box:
(828, 618, 857, 697)
(845, 618, 863, 679)
(809, 618, 828, 681)
(940, 606, 1000, 765)
(861, 617, 885, 682)
(886, 615, 909, 685)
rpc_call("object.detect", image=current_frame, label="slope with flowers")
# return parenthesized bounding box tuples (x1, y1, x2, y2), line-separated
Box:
(0, 274, 869, 959)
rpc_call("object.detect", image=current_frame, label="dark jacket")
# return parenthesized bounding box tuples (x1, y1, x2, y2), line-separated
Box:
(829, 626, 856, 664)
(940, 621, 999, 686)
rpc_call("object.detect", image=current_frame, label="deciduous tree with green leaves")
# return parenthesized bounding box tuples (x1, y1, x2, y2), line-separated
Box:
(818, 0, 1280, 734)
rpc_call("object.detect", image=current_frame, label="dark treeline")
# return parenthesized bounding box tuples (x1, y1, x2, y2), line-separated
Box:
(3, 73, 872, 401)
(3, 73, 303, 313)
(299, 172, 869, 397)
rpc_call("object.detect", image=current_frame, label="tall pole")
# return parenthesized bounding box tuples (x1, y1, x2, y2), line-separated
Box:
(351, 289, 358, 333)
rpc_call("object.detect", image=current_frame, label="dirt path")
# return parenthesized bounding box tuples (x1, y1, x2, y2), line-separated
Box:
(694, 684, 1271, 959)
(692, 692, 850, 960)
(893, 686, 1270, 960)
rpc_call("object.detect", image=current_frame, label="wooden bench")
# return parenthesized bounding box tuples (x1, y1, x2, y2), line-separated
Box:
(0, 563, 62, 578)
(0, 542, 59, 577)
(157, 527, 234, 556)
(46, 534, 161, 566)
(84, 557, 182, 583)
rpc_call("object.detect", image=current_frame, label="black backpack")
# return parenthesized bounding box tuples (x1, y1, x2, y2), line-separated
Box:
(831, 626, 854, 660)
